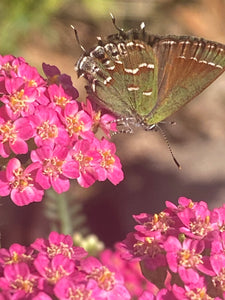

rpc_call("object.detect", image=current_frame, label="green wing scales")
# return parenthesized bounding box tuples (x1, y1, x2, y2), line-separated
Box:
(145, 36, 225, 125)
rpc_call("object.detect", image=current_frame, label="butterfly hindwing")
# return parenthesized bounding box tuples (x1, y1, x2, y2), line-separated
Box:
(145, 36, 225, 124)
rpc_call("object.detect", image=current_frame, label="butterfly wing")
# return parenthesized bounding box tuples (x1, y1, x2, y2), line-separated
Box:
(145, 36, 225, 124)
(76, 38, 158, 119)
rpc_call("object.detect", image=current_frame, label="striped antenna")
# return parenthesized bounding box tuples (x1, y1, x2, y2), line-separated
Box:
(71, 25, 86, 52)
(155, 124, 181, 169)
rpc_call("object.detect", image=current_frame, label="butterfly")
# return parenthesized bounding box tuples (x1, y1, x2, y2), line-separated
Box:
(75, 18, 225, 134)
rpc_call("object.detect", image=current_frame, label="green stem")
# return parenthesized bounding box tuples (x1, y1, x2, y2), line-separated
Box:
(44, 189, 73, 235)
(56, 192, 72, 235)
(44, 188, 88, 236)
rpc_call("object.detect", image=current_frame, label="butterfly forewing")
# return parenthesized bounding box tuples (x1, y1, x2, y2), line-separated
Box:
(114, 40, 158, 117)
(146, 37, 225, 124)
(78, 37, 158, 120)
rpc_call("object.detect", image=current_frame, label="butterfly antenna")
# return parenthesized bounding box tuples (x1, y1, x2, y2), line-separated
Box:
(156, 124, 181, 169)
(71, 25, 86, 52)
(110, 13, 126, 36)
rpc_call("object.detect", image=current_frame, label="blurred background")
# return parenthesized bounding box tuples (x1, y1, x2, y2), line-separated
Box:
(1, 0, 225, 248)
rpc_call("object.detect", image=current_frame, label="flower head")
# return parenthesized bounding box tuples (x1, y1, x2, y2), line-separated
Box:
(0, 263, 40, 298)
(0, 158, 44, 205)
(0, 232, 131, 299)
(31, 231, 87, 261)
(31, 144, 79, 193)
(118, 197, 225, 298)
(0, 55, 123, 205)
(81, 256, 131, 299)
(0, 110, 33, 157)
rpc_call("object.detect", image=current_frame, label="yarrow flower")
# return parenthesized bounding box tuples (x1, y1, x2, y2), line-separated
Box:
(0, 55, 123, 206)
(0, 106, 34, 157)
(118, 197, 225, 299)
(0, 232, 131, 299)
(1, 199, 225, 299)
(30, 143, 79, 193)
(82, 99, 117, 137)
(0, 158, 44, 206)
(99, 247, 157, 299)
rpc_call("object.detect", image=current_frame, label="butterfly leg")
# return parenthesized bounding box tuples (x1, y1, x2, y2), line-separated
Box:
(143, 124, 157, 131)
(110, 117, 136, 135)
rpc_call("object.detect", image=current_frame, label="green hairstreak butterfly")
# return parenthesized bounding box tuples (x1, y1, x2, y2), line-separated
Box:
(75, 21, 225, 133)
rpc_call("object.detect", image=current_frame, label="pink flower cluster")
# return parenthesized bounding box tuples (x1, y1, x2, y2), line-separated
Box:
(119, 197, 225, 299)
(0, 55, 124, 206)
(0, 232, 131, 299)
(100, 248, 156, 299)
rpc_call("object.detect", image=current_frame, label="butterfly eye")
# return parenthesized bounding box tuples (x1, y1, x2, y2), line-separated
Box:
(90, 46, 105, 59)
(104, 43, 119, 57)
(76, 56, 97, 76)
